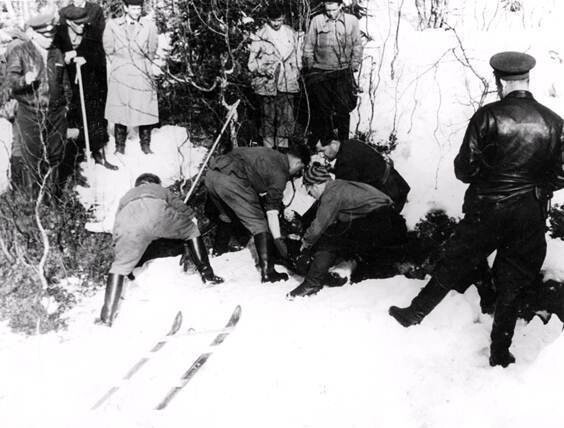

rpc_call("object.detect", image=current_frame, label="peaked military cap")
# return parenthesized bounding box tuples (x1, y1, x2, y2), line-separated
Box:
(26, 12, 57, 34)
(124, 0, 144, 5)
(489, 51, 536, 80)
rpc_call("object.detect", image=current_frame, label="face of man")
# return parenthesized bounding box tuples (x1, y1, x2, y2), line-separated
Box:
(68, 20, 85, 35)
(305, 182, 325, 200)
(125, 5, 142, 21)
(288, 157, 305, 177)
(315, 140, 340, 161)
(267, 15, 285, 31)
(324, 2, 342, 20)
(32, 28, 55, 49)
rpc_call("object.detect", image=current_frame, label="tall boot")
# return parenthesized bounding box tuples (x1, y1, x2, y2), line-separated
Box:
(99, 273, 125, 326)
(187, 237, 224, 284)
(92, 149, 118, 171)
(254, 232, 289, 283)
(389, 277, 449, 327)
(139, 125, 153, 154)
(114, 124, 127, 154)
(539, 280, 564, 323)
(489, 300, 518, 368)
(287, 248, 337, 298)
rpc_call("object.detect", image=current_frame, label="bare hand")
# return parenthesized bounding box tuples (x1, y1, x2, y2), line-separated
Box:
(24, 70, 38, 85)
(74, 56, 87, 67)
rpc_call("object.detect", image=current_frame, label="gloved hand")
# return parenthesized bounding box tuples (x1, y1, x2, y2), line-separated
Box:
(273, 237, 288, 260)
(292, 251, 312, 276)
(64, 50, 77, 64)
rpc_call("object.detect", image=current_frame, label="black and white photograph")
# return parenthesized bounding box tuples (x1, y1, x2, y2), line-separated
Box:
(1, 0, 564, 426)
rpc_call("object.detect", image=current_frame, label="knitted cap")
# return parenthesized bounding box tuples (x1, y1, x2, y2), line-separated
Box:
(303, 162, 331, 186)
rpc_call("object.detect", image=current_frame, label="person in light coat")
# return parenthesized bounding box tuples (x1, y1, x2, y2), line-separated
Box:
(248, 3, 302, 150)
(103, 0, 159, 155)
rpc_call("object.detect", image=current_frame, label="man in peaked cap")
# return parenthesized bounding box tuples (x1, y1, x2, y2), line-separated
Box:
(389, 51, 564, 368)
(287, 162, 394, 299)
(6, 10, 72, 193)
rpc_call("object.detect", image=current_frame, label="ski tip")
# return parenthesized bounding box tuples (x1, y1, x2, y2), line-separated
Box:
(234, 305, 242, 318)
(169, 311, 183, 336)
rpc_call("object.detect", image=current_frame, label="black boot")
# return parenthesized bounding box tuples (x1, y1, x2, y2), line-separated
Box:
(139, 125, 153, 154)
(187, 237, 224, 284)
(92, 149, 118, 171)
(489, 348, 515, 368)
(389, 277, 449, 327)
(99, 273, 125, 326)
(114, 124, 127, 154)
(287, 248, 338, 298)
(254, 232, 288, 283)
(287, 281, 322, 299)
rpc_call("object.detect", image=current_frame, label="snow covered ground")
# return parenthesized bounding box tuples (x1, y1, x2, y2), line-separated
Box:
(2, 1, 564, 426)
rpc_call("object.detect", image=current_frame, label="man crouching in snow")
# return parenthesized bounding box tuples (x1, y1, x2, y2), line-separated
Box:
(389, 52, 564, 368)
(99, 173, 223, 326)
(287, 163, 394, 299)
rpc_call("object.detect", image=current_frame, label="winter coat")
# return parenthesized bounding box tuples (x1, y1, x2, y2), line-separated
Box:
(248, 24, 302, 96)
(116, 182, 196, 219)
(208, 147, 290, 211)
(332, 139, 410, 212)
(55, 23, 108, 150)
(454, 90, 564, 213)
(303, 179, 393, 248)
(303, 12, 363, 71)
(6, 39, 71, 112)
(103, 15, 159, 127)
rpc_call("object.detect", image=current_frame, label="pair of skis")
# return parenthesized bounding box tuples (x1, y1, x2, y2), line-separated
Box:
(91, 305, 242, 410)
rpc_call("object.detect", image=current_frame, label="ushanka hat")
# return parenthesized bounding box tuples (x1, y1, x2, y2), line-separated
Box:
(489, 51, 536, 81)
(61, 6, 89, 24)
(303, 162, 331, 186)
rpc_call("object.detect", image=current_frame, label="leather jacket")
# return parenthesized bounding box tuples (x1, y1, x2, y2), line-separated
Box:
(454, 90, 564, 212)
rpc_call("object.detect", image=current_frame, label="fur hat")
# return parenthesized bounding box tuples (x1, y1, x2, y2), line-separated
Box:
(303, 162, 331, 186)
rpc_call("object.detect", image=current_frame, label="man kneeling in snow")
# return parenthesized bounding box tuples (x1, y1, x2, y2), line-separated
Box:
(287, 163, 394, 298)
(99, 173, 223, 326)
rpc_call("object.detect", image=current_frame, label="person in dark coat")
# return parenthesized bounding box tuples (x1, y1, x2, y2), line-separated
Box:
(6, 12, 72, 192)
(389, 51, 564, 368)
(56, 3, 117, 174)
(287, 163, 394, 298)
(205, 145, 310, 283)
(100, 173, 223, 327)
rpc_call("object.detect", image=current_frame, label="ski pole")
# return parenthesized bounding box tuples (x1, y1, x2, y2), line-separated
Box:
(75, 61, 92, 163)
(183, 99, 240, 204)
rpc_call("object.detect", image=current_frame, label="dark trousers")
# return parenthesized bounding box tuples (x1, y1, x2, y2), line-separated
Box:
(305, 208, 407, 287)
(304, 68, 357, 146)
(15, 104, 67, 192)
(433, 193, 546, 353)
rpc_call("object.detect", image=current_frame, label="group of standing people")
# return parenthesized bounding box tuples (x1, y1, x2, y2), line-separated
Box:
(248, 0, 363, 150)
(2, 0, 160, 194)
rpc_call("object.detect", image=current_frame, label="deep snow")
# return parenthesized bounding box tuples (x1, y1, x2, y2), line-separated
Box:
(2, 0, 564, 426)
